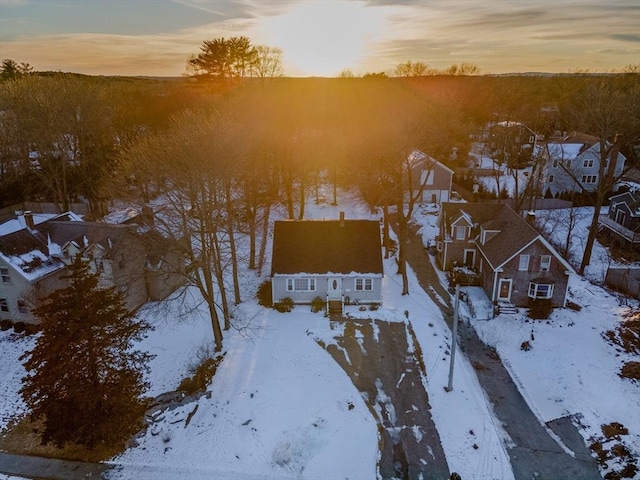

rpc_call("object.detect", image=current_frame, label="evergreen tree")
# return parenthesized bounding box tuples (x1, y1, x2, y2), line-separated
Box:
(20, 257, 153, 448)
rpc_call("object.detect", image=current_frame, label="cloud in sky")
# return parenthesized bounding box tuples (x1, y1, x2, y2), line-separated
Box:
(0, 0, 637, 76)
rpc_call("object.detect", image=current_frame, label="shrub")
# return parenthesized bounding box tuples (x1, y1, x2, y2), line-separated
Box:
(369, 303, 380, 311)
(566, 301, 581, 311)
(257, 280, 273, 307)
(273, 297, 294, 313)
(520, 341, 532, 351)
(310, 296, 324, 313)
(602, 422, 628, 439)
(24, 323, 41, 336)
(528, 298, 553, 320)
(0, 319, 12, 331)
(620, 361, 640, 381)
(13, 322, 25, 334)
(178, 355, 223, 395)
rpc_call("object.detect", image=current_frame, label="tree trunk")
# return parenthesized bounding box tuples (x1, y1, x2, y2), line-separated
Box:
(383, 203, 390, 259)
(202, 269, 223, 351)
(225, 182, 241, 305)
(257, 203, 271, 277)
(248, 204, 256, 270)
(396, 201, 409, 295)
(212, 233, 231, 330)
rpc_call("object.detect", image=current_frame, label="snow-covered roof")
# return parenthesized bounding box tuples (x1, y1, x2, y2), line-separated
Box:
(546, 143, 584, 160)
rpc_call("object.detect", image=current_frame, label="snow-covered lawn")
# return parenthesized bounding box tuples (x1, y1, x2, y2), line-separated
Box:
(412, 201, 640, 477)
(1, 187, 638, 479)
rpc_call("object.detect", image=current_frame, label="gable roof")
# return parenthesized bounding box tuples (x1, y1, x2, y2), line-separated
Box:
(409, 149, 454, 174)
(0, 213, 139, 283)
(440, 202, 574, 272)
(271, 219, 383, 276)
(610, 190, 640, 217)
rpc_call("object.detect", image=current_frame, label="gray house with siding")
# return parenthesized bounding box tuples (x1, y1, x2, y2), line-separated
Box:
(599, 190, 640, 247)
(538, 133, 626, 197)
(436, 203, 574, 308)
(408, 149, 454, 203)
(271, 214, 383, 315)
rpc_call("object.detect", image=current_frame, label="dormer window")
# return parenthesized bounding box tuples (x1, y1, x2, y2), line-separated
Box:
(455, 226, 466, 240)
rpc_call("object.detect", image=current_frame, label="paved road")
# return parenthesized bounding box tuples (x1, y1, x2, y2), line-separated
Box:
(0, 451, 110, 480)
(397, 217, 602, 480)
(322, 319, 450, 480)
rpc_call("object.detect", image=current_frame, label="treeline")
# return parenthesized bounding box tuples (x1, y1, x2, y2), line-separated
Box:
(1, 72, 638, 348)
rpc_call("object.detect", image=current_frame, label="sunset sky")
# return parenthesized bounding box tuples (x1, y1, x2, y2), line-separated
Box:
(0, 0, 638, 77)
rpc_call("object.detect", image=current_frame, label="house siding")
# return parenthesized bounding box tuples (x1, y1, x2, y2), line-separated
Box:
(495, 240, 569, 307)
(0, 258, 65, 325)
(272, 274, 382, 305)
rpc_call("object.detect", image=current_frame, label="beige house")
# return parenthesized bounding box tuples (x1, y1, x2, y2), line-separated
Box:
(0, 211, 184, 326)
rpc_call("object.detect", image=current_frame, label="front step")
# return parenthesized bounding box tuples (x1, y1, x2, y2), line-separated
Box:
(497, 302, 518, 315)
(328, 300, 343, 316)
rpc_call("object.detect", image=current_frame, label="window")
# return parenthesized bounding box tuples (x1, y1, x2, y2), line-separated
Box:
(17, 300, 28, 314)
(455, 226, 466, 240)
(436, 241, 443, 252)
(583, 159, 594, 168)
(615, 209, 626, 225)
(540, 255, 551, 272)
(0, 298, 8, 312)
(528, 136, 535, 144)
(581, 174, 597, 184)
(549, 175, 554, 183)
(0, 267, 10, 283)
(355, 278, 373, 291)
(528, 282, 554, 299)
(95, 258, 104, 273)
(518, 254, 530, 271)
(552, 160, 558, 168)
(286, 278, 316, 292)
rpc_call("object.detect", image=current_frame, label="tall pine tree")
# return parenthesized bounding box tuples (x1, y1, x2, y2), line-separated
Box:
(20, 257, 153, 448)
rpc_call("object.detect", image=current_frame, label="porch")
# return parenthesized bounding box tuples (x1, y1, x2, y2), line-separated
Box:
(458, 287, 495, 320)
(599, 216, 640, 243)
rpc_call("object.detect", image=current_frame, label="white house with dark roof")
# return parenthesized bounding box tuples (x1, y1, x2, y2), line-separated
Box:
(270, 213, 383, 315)
(436, 203, 574, 308)
(407, 149, 454, 203)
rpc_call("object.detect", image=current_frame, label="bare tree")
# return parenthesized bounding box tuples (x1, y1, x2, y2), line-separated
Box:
(118, 110, 248, 351)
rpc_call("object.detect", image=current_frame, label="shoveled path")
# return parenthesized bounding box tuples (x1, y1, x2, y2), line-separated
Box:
(322, 319, 450, 480)
(396, 217, 601, 480)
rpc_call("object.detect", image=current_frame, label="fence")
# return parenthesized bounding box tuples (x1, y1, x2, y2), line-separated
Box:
(604, 267, 640, 299)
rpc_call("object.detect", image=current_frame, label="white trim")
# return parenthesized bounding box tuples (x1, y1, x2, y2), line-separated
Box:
(494, 235, 575, 273)
(528, 282, 554, 299)
(540, 255, 551, 272)
(497, 278, 512, 301)
(463, 249, 476, 266)
(518, 254, 530, 271)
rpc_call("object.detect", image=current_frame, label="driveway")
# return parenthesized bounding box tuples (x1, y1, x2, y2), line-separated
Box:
(321, 319, 450, 480)
(397, 217, 602, 480)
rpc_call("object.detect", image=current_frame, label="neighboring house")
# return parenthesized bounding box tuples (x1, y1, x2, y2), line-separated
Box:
(538, 132, 626, 197)
(489, 121, 539, 164)
(407, 149, 454, 203)
(436, 203, 574, 308)
(271, 213, 383, 315)
(0, 211, 183, 325)
(599, 190, 640, 247)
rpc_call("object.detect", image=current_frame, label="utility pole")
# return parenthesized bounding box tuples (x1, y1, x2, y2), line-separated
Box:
(446, 284, 460, 392)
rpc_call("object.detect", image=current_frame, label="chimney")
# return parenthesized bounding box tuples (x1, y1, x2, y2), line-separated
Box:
(525, 211, 536, 225)
(339, 211, 345, 227)
(24, 211, 34, 229)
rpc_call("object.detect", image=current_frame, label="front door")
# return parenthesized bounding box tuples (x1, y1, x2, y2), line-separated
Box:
(497, 278, 512, 301)
(328, 278, 342, 301)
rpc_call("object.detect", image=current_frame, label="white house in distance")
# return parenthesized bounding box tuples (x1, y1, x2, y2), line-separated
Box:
(407, 149, 454, 203)
(538, 132, 626, 197)
(270, 213, 383, 315)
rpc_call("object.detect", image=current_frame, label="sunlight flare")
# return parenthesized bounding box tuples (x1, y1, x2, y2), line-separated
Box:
(260, 1, 388, 76)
